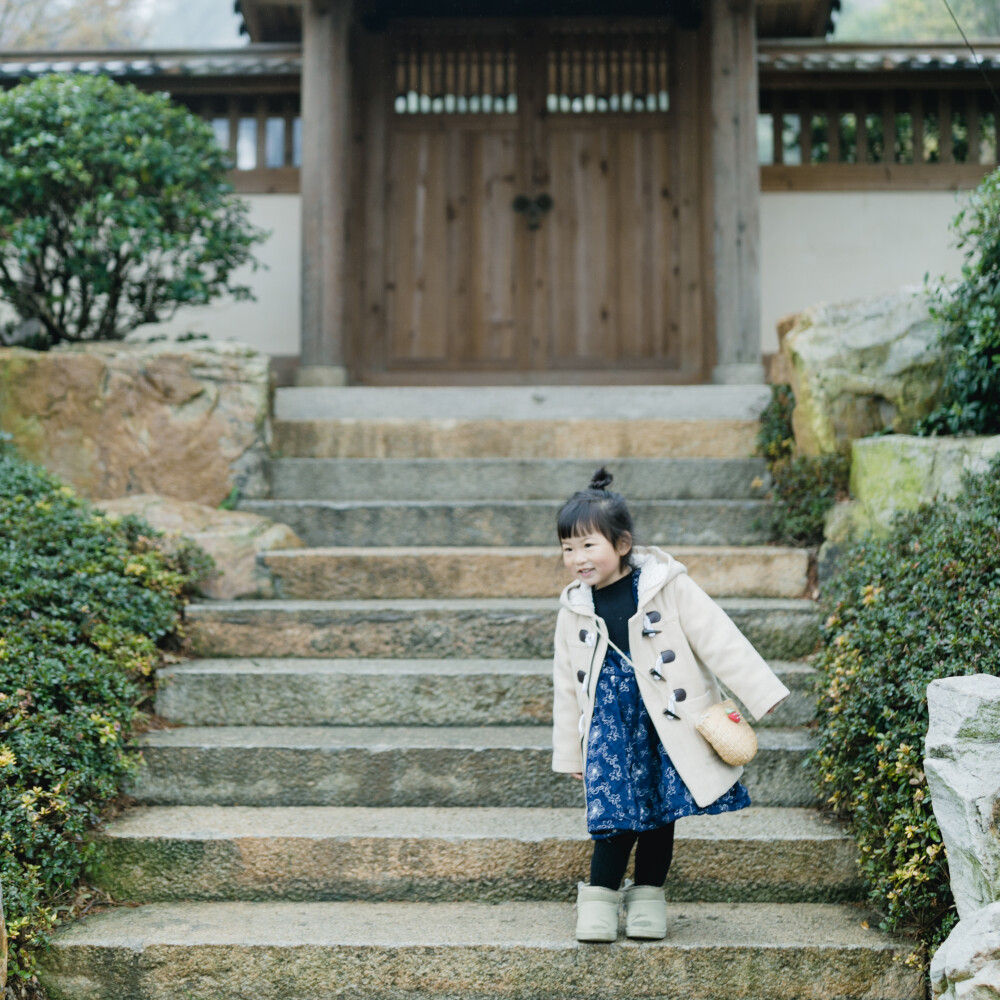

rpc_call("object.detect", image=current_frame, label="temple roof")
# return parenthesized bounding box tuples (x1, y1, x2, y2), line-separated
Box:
(5, 40, 1000, 83)
(759, 40, 1000, 72)
(234, 0, 840, 40)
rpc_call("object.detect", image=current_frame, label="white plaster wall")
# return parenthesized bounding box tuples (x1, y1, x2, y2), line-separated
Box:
(760, 190, 967, 354)
(2, 188, 971, 366)
(136, 194, 301, 355)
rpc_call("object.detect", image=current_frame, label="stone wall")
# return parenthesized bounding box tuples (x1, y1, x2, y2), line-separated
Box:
(926, 675, 1000, 1000)
(0, 341, 270, 506)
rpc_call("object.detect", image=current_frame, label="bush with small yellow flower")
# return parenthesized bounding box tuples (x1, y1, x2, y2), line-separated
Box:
(812, 454, 1000, 962)
(0, 451, 211, 980)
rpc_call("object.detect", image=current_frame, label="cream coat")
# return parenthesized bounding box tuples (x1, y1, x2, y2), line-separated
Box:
(552, 546, 791, 809)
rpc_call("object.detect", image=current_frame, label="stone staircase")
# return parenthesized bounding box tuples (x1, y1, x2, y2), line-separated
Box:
(39, 388, 921, 1000)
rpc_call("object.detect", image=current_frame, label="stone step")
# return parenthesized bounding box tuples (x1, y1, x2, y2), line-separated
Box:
(274, 385, 773, 422)
(91, 806, 859, 904)
(131, 726, 817, 808)
(156, 658, 816, 729)
(261, 546, 808, 600)
(237, 498, 772, 548)
(272, 418, 760, 460)
(186, 598, 821, 662)
(39, 900, 921, 1000)
(266, 457, 770, 501)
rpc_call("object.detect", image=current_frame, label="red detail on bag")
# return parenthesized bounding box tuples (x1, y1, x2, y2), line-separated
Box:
(727, 710, 742, 723)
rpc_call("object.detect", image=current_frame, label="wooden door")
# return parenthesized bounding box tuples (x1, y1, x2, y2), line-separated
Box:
(356, 21, 707, 383)
(532, 26, 704, 376)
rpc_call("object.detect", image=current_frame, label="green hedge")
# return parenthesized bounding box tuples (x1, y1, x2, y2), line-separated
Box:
(0, 452, 208, 978)
(917, 167, 1000, 436)
(812, 455, 1000, 960)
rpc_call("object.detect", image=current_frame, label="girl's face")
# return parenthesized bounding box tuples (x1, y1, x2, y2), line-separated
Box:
(561, 531, 631, 590)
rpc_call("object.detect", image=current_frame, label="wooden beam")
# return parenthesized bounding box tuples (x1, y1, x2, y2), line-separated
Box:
(709, 0, 763, 383)
(761, 162, 992, 191)
(298, 0, 352, 384)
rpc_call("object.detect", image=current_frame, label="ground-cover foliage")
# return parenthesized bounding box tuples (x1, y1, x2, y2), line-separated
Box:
(0, 451, 208, 979)
(755, 384, 849, 546)
(917, 167, 1000, 436)
(812, 456, 1000, 959)
(0, 74, 265, 348)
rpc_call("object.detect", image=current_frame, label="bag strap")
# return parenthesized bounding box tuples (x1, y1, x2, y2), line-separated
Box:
(605, 635, 684, 721)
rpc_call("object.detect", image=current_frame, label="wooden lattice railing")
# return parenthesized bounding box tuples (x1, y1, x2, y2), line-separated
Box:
(181, 94, 301, 194)
(758, 43, 1000, 190)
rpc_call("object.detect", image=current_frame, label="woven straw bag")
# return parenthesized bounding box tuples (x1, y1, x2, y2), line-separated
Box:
(695, 698, 758, 766)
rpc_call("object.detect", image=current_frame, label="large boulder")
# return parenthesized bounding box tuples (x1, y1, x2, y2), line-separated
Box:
(0, 341, 270, 505)
(931, 902, 1000, 1000)
(97, 495, 302, 600)
(782, 288, 946, 456)
(825, 434, 1000, 544)
(925, 674, 1000, 921)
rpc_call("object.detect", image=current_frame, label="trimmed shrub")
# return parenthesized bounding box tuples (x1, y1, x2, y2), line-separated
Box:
(755, 385, 849, 547)
(0, 452, 208, 978)
(0, 74, 265, 348)
(916, 167, 1000, 435)
(812, 455, 1000, 959)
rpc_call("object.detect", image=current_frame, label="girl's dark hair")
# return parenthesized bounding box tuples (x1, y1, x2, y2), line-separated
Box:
(557, 466, 635, 568)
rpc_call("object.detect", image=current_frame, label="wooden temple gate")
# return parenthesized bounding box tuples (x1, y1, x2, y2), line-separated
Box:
(234, 0, 805, 385)
(353, 21, 709, 382)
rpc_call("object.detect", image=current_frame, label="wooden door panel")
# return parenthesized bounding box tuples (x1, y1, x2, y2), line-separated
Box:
(540, 123, 678, 369)
(386, 125, 519, 368)
(463, 131, 520, 365)
(542, 127, 613, 365)
(615, 128, 676, 365)
(387, 130, 449, 364)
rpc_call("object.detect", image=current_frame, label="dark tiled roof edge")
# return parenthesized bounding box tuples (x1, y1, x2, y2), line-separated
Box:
(0, 45, 301, 79)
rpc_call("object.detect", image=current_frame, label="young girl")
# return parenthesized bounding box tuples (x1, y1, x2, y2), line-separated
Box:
(552, 467, 789, 942)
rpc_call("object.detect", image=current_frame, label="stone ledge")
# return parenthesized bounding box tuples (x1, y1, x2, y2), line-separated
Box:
(825, 434, 1000, 546)
(91, 806, 859, 904)
(38, 900, 922, 1000)
(260, 546, 809, 600)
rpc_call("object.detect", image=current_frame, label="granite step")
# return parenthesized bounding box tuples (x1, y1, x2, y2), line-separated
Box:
(38, 900, 921, 1000)
(156, 658, 817, 729)
(131, 726, 817, 808)
(266, 457, 770, 501)
(91, 805, 859, 904)
(272, 418, 761, 460)
(186, 598, 821, 662)
(273, 385, 773, 422)
(237, 498, 773, 548)
(261, 546, 809, 600)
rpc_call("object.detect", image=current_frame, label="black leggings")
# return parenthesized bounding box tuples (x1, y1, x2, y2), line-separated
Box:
(589, 823, 675, 890)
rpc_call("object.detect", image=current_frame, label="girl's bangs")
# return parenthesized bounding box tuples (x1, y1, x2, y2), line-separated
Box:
(556, 499, 605, 541)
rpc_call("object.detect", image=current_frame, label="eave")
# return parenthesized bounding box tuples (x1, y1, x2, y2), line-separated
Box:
(235, 0, 838, 42)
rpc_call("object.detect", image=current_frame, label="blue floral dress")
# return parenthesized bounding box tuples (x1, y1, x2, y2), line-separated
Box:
(584, 571, 751, 839)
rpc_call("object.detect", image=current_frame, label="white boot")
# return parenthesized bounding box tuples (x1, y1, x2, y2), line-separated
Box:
(575, 882, 620, 942)
(623, 883, 667, 939)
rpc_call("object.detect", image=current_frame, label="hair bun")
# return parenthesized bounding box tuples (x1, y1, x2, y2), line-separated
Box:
(589, 466, 613, 492)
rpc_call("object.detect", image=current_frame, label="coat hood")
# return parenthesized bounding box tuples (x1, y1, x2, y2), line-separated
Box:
(559, 545, 687, 616)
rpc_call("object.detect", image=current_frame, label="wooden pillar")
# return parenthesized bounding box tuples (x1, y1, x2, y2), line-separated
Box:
(297, 0, 351, 386)
(708, 0, 764, 384)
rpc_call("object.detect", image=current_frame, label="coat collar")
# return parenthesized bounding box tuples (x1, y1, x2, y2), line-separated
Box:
(562, 546, 686, 615)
